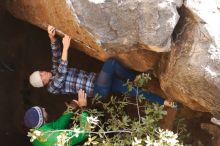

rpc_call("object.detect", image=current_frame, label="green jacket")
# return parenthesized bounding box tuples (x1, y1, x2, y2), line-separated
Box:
(32, 111, 89, 146)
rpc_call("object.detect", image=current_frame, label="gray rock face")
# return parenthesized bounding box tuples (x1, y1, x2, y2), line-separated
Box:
(71, 0, 182, 52)
(159, 0, 220, 117)
(5, 0, 181, 71)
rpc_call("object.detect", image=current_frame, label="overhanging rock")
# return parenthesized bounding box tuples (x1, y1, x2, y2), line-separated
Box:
(5, 0, 182, 71)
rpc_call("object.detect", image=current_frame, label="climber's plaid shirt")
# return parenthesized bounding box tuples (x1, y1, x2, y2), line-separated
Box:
(47, 39, 97, 97)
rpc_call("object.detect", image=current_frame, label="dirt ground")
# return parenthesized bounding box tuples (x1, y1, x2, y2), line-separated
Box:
(0, 10, 214, 146)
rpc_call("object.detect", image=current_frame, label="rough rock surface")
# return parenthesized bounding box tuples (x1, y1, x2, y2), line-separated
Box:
(159, 0, 220, 117)
(4, 0, 220, 117)
(71, 0, 182, 52)
(4, 0, 181, 71)
(201, 123, 220, 146)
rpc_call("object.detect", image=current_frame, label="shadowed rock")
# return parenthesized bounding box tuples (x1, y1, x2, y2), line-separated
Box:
(159, 0, 220, 117)
(201, 123, 220, 146)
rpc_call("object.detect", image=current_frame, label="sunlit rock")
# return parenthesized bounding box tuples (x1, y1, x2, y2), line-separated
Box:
(5, 0, 182, 71)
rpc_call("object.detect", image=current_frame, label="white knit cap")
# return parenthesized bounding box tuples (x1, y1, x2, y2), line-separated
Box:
(29, 71, 44, 88)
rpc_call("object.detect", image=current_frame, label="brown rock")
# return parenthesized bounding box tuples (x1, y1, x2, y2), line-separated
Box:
(4, 0, 220, 116)
(201, 123, 220, 146)
(4, 0, 181, 71)
(159, 1, 220, 116)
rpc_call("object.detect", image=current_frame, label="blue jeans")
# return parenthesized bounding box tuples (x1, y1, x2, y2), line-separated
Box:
(93, 59, 164, 105)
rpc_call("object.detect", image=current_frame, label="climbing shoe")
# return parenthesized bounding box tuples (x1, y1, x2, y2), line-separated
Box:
(171, 102, 179, 110)
(211, 117, 220, 126)
(165, 101, 180, 111)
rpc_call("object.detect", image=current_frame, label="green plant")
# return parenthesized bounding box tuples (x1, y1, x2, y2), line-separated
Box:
(28, 73, 184, 146)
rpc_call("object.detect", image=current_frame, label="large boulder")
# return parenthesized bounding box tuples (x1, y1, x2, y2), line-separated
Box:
(5, 0, 220, 116)
(4, 0, 182, 71)
(71, 0, 182, 52)
(159, 0, 220, 117)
